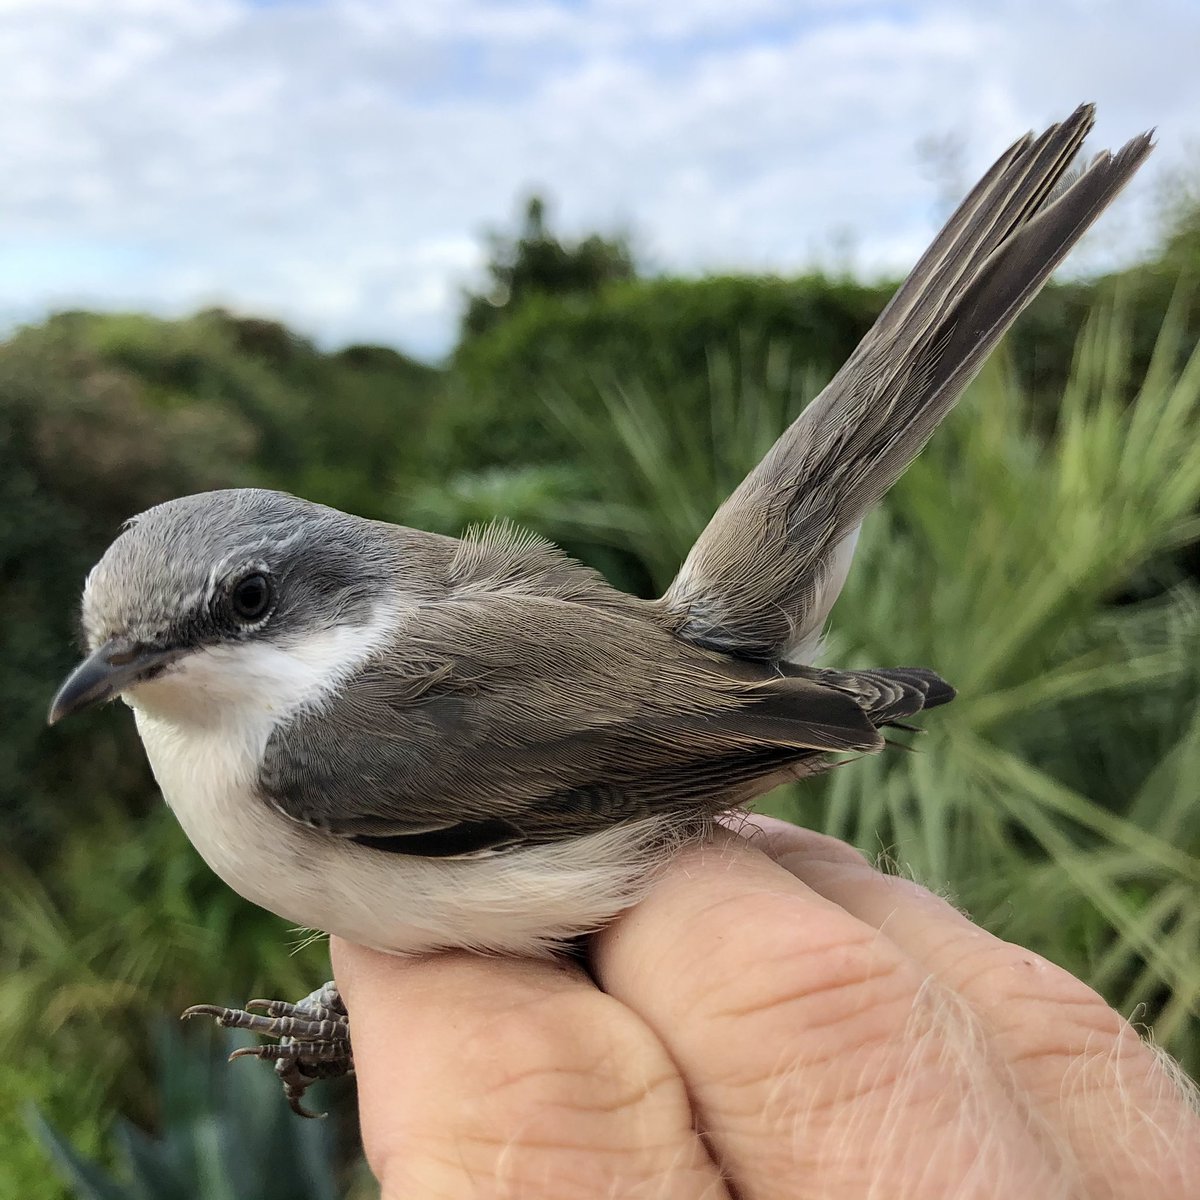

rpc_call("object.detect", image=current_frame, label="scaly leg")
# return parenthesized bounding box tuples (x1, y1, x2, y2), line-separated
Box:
(182, 980, 352, 1117)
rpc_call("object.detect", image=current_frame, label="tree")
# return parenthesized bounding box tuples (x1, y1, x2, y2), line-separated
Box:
(459, 194, 637, 342)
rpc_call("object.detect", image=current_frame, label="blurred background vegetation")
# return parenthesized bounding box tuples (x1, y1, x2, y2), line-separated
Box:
(3, 187, 1200, 1198)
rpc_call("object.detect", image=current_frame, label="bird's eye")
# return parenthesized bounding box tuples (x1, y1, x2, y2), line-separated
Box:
(230, 573, 272, 622)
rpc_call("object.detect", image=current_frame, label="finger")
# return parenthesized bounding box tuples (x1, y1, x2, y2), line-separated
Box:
(591, 830, 1067, 1200)
(774, 845, 1200, 1199)
(332, 938, 729, 1200)
(719, 811, 873, 868)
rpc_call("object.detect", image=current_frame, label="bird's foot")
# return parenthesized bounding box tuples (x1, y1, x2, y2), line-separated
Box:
(182, 980, 352, 1118)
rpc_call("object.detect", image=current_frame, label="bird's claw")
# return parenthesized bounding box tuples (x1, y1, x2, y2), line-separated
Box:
(181, 980, 353, 1117)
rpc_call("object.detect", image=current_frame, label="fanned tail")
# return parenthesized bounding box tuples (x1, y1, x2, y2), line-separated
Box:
(663, 104, 1154, 664)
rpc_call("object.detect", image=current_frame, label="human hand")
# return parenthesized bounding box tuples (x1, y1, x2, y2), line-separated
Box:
(332, 816, 1200, 1199)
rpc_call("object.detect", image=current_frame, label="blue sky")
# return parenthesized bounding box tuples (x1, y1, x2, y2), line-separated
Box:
(1, 0, 1196, 359)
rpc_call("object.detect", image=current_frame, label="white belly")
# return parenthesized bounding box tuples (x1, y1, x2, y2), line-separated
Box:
(131, 702, 672, 957)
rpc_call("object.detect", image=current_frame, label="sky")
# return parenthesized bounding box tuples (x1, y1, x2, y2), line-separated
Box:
(1, 0, 1196, 360)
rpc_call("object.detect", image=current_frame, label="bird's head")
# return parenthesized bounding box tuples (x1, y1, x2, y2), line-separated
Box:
(48, 488, 399, 727)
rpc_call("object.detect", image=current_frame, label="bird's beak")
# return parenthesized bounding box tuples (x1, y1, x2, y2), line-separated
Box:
(48, 639, 183, 725)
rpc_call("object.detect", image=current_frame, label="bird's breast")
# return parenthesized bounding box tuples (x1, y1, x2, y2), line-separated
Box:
(130, 703, 675, 956)
(132, 703, 305, 916)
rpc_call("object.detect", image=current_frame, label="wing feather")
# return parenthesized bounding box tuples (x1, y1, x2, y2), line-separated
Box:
(256, 594, 901, 855)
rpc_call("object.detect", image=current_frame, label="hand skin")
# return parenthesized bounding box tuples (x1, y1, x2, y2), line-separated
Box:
(332, 816, 1200, 1199)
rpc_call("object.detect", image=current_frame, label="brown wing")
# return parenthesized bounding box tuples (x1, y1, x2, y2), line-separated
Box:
(256, 592, 888, 855)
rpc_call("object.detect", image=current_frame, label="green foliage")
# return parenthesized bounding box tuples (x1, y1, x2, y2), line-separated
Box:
(460, 194, 636, 342)
(1158, 158, 1200, 277)
(49, 308, 440, 515)
(0, 800, 333, 1200)
(441, 274, 889, 476)
(30, 1023, 340, 1200)
(0, 314, 255, 852)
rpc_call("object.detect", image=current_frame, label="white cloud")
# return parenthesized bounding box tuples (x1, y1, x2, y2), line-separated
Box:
(0, 0, 1194, 357)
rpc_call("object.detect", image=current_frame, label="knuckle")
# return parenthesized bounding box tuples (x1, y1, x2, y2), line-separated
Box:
(691, 890, 923, 1080)
(941, 939, 1154, 1095)
(467, 988, 689, 1139)
(372, 989, 700, 1198)
(950, 939, 1126, 1051)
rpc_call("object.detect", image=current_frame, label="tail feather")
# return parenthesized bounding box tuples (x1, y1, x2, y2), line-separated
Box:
(662, 104, 1154, 663)
(616, 663, 956, 815)
(786, 664, 956, 727)
(867, 666, 956, 711)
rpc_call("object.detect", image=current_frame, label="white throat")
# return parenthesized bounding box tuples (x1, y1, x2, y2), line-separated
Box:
(129, 606, 398, 731)
(126, 607, 399, 923)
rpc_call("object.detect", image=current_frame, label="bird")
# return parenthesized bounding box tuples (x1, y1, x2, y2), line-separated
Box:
(49, 103, 1153, 1114)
